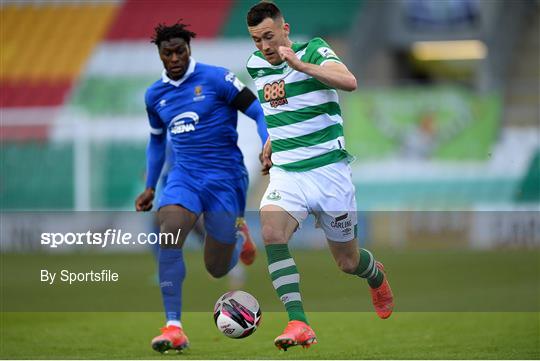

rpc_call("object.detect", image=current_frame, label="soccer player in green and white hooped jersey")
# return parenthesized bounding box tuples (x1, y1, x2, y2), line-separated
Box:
(246, 2, 394, 351)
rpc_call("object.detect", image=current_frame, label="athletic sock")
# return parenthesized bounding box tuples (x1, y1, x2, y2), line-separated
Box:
(354, 249, 384, 288)
(265, 244, 308, 324)
(158, 248, 186, 324)
(227, 229, 244, 272)
(166, 320, 182, 328)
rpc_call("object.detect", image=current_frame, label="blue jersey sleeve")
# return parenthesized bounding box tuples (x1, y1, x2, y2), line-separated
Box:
(215, 68, 247, 105)
(244, 100, 269, 148)
(213, 67, 268, 147)
(144, 91, 167, 189)
(145, 92, 166, 136)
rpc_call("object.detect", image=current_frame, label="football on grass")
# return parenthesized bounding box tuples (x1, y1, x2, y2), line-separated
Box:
(213, 290, 262, 338)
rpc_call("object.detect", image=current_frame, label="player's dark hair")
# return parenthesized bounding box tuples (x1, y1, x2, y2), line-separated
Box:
(151, 21, 196, 48)
(246, 2, 282, 27)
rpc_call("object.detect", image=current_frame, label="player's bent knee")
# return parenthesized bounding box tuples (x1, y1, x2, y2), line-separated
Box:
(261, 224, 287, 245)
(159, 218, 175, 233)
(205, 263, 228, 279)
(336, 257, 358, 274)
(158, 221, 184, 249)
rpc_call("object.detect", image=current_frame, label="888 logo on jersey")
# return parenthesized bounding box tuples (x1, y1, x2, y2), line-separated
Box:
(263, 80, 288, 108)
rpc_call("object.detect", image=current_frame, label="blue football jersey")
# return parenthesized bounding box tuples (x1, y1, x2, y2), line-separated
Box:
(145, 58, 248, 179)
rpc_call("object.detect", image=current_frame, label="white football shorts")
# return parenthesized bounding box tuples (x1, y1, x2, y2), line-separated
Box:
(260, 160, 357, 242)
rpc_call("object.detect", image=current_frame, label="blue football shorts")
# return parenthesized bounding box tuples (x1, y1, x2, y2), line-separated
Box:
(158, 168, 248, 245)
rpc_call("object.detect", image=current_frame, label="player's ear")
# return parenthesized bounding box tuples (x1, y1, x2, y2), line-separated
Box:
(283, 22, 290, 37)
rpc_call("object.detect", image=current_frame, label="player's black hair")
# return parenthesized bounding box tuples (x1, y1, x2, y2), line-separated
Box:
(151, 21, 196, 48)
(246, 1, 282, 27)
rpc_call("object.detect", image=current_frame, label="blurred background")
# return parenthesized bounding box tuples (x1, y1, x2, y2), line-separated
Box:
(1, 0, 539, 250)
(2, 5, 540, 358)
(1, 0, 539, 321)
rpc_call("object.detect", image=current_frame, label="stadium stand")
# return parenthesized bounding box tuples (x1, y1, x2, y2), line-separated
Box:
(503, 6, 539, 127)
(106, 0, 233, 40)
(221, 0, 363, 37)
(515, 149, 540, 202)
(0, 0, 537, 212)
(1, 142, 74, 209)
(0, 3, 118, 107)
(1, 2, 118, 208)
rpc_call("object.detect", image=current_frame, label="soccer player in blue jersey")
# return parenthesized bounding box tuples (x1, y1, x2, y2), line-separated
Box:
(135, 22, 269, 354)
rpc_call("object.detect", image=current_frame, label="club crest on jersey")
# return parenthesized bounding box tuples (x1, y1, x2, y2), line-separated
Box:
(170, 111, 200, 134)
(263, 80, 288, 108)
(193, 85, 205, 101)
(267, 190, 281, 201)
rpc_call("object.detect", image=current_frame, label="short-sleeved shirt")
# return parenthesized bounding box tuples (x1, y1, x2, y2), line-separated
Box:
(247, 37, 352, 172)
(145, 58, 248, 179)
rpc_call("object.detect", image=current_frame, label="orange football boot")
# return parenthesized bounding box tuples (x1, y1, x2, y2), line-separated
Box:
(274, 320, 317, 351)
(237, 218, 256, 266)
(151, 325, 189, 353)
(370, 261, 394, 319)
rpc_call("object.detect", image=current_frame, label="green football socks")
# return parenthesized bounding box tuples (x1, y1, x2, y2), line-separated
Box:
(265, 244, 308, 324)
(355, 249, 384, 288)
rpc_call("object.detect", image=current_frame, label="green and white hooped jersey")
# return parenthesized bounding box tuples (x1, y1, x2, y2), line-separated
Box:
(247, 37, 352, 172)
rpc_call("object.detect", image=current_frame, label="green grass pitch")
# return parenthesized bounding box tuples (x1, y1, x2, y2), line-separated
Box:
(1, 312, 538, 359)
(1, 249, 539, 359)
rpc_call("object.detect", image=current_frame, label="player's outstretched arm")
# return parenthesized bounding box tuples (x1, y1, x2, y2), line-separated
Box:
(228, 79, 271, 174)
(277, 46, 357, 92)
(243, 100, 272, 175)
(135, 132, 166, 211)
(259, 137, 272, 175)
(230, 83, 269, 146)
(241, 97, 269, 147)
